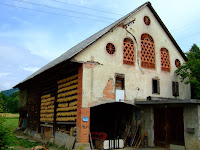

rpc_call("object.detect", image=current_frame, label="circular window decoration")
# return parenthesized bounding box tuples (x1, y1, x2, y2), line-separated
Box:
(175, 59, 181, 68)
(106, 43, 115, 54)
(144, 16, 150, 25)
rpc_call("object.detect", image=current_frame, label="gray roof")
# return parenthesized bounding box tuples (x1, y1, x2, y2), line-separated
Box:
(15, 2, 187, 87)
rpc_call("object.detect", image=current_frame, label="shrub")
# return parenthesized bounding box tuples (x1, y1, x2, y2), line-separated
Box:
(0, 116, 16, 149)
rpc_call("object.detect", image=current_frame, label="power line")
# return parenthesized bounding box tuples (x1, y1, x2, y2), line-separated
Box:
(13, 0, 117, 21)
(0, 2, 113, 23)
(51, 0, 123, 16)
(171, 19, 200, 34)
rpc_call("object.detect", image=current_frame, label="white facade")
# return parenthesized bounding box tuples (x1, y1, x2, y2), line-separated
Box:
(74, 6, 190, 108)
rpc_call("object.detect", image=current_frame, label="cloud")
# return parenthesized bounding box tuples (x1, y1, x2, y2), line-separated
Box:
(21, 66, 40, 73)
(0, 73, 11, 78)
(2, 82, 12, 90)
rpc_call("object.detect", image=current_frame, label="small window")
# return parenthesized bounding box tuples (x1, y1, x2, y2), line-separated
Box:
(152, 79, 160, 94)
(172, 82, 179, 97)
(116, 74, 125, 90)
(106, 43, 115, 54)
(175, 59, 181, 68)
(144, 16, 150, 25)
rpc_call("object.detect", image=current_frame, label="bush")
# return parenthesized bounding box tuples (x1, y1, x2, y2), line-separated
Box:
(0, 116, 16, 149)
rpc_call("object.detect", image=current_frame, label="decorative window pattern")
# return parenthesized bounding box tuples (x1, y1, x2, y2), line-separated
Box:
(123, 38, 135, 65)
(106, 43, 115, 54)
(141, 34, 155, 69)
(144, 16, 150, 25)
(160, 48, 170, 72)
(175, 59, 181, 68)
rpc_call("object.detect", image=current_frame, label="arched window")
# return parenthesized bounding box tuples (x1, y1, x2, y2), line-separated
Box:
(123, 38, 135, 65)
(141, 33, 155, 69)
(160, 48, 170, 72)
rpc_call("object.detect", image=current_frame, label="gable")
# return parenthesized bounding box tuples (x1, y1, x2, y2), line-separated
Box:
(73, 5, 186, 71)
(73, 5, 191, 108)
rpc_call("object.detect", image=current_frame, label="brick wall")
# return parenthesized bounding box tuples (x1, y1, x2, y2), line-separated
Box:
(103, 78, 115, 99)
(76, 64, 90, 143)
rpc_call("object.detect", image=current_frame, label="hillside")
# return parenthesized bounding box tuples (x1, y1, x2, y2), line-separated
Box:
(2, 88, 19, 96)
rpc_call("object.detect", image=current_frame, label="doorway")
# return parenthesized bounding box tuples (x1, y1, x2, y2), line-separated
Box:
(154, 107, 184, 147)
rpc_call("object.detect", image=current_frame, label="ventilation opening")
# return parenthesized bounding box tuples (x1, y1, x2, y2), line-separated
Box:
(152, 79, 160, 94)
(144, 16, 150, 25)
(160, 48, 170, 72)
(141, 33, 155, 69)
(123, 38, 135, 65)
(106, 43, 116, 54)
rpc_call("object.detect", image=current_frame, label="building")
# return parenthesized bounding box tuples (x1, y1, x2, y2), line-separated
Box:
(15, 2, 200, 150)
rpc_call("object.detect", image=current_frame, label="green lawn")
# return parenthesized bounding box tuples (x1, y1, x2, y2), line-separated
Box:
(4, 117, 19, 130)
(0, 113, 19, 130)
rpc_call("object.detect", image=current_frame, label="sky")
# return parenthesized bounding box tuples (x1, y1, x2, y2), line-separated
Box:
(0, 0, 199, 91)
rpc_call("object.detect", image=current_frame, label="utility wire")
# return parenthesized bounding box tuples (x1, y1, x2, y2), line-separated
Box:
(171, 19, 200, 33)
(179, 31, 200, 41)
(51, 0, 123, 16)
(0, 2, 113, 23)
(13, 0, 117, 21)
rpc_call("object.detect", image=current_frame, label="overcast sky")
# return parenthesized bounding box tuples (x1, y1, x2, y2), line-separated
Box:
(0, 0, 199, 91)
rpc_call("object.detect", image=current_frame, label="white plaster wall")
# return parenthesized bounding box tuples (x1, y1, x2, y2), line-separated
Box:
(74, 6, 191, 107)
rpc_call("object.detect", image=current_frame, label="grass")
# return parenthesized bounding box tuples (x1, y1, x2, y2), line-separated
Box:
(15, 138, 43, 148)
(0, 113, 19, 118)
(12, 137, 67, 150)
(1, 113, 67, 150)
(1, 113, 19, 130)
(4, 117, 19, 130)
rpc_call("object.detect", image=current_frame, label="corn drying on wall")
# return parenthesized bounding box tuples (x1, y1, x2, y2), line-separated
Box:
(40, 94, 55, 122)
(56, 74, 78, 122)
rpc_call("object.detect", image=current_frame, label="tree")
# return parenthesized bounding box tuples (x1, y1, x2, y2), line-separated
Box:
(175, 44, 200, 99)
(0, 92, 7, 113)
(6, 92, 19, 113)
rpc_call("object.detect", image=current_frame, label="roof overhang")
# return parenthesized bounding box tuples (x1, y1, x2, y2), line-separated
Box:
(135, 99, 200, 105)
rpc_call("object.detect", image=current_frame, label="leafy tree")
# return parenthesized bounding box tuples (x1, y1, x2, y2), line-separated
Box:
(175, 44, 200, 99)
(0, 92, 7, 113)
(0, 91, 19, 113)
(6, 92, 19, 113)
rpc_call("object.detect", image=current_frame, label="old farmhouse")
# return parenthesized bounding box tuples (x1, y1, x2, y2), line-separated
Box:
(15, 2, 200, 150)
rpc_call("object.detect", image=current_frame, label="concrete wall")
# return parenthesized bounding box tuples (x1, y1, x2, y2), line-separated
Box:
(74, 6, 190, 108)
(184, 105, 200, 150)
(142, 106, 154, 147)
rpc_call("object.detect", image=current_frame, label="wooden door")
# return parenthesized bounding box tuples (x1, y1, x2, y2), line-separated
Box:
(154, 108, 167, 147)
(154, 107, 184, 147)
(44, 127, 51, 140)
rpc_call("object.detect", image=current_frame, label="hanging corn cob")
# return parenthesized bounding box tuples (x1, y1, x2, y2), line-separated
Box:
(56, 74, 78, 122)
(40, 94, 55, 122)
